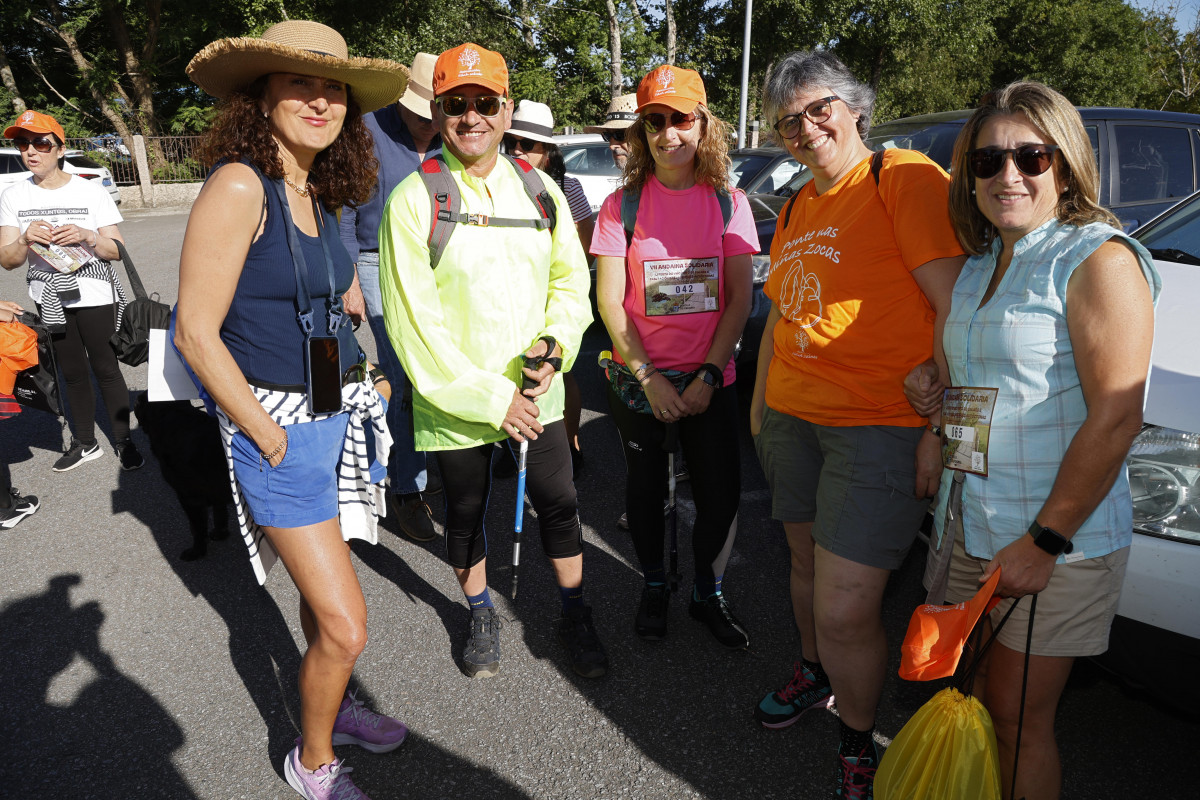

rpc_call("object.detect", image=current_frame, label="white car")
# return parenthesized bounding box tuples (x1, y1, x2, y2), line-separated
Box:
(557, 133, 621, 213)
(0, 147, 122, 204)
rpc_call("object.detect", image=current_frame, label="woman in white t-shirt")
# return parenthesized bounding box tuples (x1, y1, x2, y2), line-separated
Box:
(0, 110, 142, 472)
(590, 67, 758, 649)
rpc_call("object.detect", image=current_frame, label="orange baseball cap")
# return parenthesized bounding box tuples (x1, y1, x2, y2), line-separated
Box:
(433, 43, 509, 97)
(898, 567, 1003, 681)
(636, 65, 706, 114)
(4, 110, 66, 144)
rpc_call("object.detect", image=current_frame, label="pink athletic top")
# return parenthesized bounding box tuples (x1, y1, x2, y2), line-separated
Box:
(591, 175, 760, 384)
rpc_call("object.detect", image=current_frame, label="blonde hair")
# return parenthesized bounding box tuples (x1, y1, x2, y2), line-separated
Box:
(949, 81, 1118, 254)
(620, 104, 733, 193)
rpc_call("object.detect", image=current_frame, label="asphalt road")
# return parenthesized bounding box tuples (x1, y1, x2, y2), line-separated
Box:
(1, 208, 1197, 799)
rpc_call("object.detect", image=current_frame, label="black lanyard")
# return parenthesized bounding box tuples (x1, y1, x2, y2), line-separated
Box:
(273, 178, 344, 337)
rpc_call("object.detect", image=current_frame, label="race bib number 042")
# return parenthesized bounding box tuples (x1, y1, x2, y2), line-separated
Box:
(643, 257, 720, 317)
(940, 386, 999, 476)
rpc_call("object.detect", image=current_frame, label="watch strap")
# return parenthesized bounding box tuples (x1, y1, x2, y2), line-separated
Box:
(697, 362, 724, 388)
(1028, 520, 1074, 555)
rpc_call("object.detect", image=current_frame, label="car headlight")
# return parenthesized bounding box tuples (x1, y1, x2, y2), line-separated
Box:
(1127, 425, 1200, 543)
(751, 253, 771, 285)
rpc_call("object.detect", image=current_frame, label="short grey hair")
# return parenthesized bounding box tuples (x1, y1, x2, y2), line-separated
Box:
(762, 50, 875, 139)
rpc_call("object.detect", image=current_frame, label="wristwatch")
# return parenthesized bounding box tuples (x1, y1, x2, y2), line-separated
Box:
(927, 424, 943, 437)
(696, 363, 724, 389)
(1028, 520, 1074, 556)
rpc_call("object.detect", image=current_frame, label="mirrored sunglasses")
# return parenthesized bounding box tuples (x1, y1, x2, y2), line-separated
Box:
(643, 111, 697, 134)
(12, 136, 56, 153)
(967, 144, 1059, 179)
(773, 96, 840, 139)
(436, 95, 504, 118)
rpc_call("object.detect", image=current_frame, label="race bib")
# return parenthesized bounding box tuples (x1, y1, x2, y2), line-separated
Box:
(643, 257, 719, 317)
(941, 386, 999, 476)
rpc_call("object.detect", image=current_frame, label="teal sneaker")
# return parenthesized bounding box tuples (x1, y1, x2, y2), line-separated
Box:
(755, 661, 834, 729)
(836, 739, 879, 799)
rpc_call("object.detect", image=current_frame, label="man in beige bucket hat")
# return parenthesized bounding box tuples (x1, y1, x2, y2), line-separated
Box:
(584, 93, 638, 168)
(339, 52, 443, 544)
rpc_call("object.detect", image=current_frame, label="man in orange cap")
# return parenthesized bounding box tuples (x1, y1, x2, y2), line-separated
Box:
(379, 44, 605, 681)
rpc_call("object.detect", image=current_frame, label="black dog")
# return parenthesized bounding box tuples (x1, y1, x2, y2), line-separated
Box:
(133, 392, 232, 561)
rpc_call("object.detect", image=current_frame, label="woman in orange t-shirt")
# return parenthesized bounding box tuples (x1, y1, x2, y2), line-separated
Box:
(748, 50, 965, 799)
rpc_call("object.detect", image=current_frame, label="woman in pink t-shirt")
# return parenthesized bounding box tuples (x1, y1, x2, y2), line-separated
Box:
(590, 66, 759, 649)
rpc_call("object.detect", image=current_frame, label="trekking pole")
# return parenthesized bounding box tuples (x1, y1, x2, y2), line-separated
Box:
(664, 421, 680, 593)
(512, 356, 541, 600)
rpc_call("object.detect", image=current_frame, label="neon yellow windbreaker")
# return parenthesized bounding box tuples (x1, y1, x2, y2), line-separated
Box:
(378, 150, 591, 450)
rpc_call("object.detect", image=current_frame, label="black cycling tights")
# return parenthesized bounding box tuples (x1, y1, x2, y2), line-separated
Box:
(607, 383, 741, 586)
(52, 303, 131, 443)
(435, 420, 582, 570)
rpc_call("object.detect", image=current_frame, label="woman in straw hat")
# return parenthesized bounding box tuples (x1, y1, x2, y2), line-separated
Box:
(174, 20, 408, 800)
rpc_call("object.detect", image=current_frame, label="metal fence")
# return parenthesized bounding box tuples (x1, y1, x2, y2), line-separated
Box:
(64, 135, 204, 185)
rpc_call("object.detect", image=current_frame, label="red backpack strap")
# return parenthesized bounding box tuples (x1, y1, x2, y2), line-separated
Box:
(419, 156, 460, 269)
(504, 155, 557, 235)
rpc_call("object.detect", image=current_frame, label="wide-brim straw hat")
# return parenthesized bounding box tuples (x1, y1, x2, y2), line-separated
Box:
(584, 94, 638, 134)
(398, 52, 436, 120)
(187, 20, 409, 113)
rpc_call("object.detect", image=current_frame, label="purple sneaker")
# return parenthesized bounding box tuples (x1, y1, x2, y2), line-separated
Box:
(284, 746, 368, 800)
(330, 689, 408, 753)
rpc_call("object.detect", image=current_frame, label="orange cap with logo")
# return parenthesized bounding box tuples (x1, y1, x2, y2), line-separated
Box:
(636, 65, 706, 114)
(433, 44, 509, 97)
(4, 110, 66, 144)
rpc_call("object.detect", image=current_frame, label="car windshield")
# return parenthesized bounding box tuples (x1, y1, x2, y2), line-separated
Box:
(1135, 192, 1200, 265)
(562, 145, 620, 177)
(729, 153, 774, 189)
(864, 121, 964, 170)
(65, 154, 104, 169)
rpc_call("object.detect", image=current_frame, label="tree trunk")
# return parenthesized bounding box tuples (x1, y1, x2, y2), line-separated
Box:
(0, 50, 26, 115)
(604, 0, 623, 97)
(517, 0, 537, 49)
(665, 0, 676, 65)
(105, 0, 165, 167)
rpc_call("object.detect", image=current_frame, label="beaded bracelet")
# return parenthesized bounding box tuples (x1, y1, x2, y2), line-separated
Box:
(260, 430, 288, 469)
(633, 361, 656, 383)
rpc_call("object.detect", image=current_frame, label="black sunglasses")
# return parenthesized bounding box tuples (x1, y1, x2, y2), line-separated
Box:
(773, 96, 840, 139)
(603, 130, 627, 144)
(967, 144, 1059, 179)
(503, 136, 542, 152)
(642, 111, 697, 134)
(436, 95, 504, 118)
(12, 136, 56, 153)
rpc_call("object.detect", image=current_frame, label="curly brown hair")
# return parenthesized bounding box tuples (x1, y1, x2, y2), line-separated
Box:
(620, 104, 732, 193)
(197, 76, 378, 210)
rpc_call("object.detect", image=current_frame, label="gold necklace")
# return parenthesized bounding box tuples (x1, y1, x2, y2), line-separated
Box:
(283, 176, 312, 197)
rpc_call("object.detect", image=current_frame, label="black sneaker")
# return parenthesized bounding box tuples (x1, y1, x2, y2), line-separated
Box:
(558, 606, 608, 679)
(115, 438, 145, 471)
(462, 607, 502, 678)
(836, 740, 879, 799)
(0, 488, 40, 530)
(52, 439, 103, 472)
(755, 661, 835, 729)
(635, 583, 671, 640)
(688, 593, 750, 649)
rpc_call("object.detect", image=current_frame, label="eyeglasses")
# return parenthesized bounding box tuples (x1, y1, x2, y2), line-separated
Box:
(503, 136, 542, 152)
(967, 144, 1059, 179)
(773, 96, 840, 140)
(643, 111, 697, 134)
(603, 130, 627, 144)
(436, 95, 504, 118)
(12, 136, 56, 153)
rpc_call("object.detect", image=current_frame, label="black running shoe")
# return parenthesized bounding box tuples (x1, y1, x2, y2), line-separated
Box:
(558, 606, 608, 679)
(116, 438, 145, 471)
(53, 439, 102, 472)
(0, 488, 40, 530)
(689, 593, 750, 649)
(462, 607, 502, 678)
(635, 583, 671, 640)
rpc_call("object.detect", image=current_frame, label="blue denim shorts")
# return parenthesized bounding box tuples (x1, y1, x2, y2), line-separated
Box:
(230, 413, 349, 529)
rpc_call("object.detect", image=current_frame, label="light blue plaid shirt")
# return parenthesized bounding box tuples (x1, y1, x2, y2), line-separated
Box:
(934, 219, 1160, 561)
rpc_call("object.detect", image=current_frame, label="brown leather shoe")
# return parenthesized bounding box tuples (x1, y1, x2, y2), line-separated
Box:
(393, 495, 437, 542)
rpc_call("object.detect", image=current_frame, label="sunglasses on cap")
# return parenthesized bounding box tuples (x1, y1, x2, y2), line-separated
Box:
(12, 136, 57, 153)
(503, 136, 542, 152)
(642, 111, 697, 134)
(773, 96, 840, 140)
(967, 144, 1059, 180)
(436, 94, 504, 118)
(603, 130, 627, 144)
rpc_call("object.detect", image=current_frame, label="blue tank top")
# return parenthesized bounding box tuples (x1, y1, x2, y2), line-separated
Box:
(219, 163, 359, 387)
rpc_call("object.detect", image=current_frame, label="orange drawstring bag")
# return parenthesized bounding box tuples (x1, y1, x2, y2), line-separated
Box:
(0, 320, 39, 395)
(899, 567, 1002, 681)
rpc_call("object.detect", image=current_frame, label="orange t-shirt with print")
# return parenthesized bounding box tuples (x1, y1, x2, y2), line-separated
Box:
(763, 149, 963, 427)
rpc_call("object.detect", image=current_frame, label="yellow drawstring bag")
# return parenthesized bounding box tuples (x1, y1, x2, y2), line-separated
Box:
(874, 686, 1002, 800)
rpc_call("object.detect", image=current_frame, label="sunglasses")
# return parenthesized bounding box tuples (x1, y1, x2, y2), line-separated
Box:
(967, 144, 1059, 179)
(12, 136, 56, 153)
(603, 130, 627, 144)
(773, 96, 840, 140)
(643, 111, 698, 134)
(503, 136, 542, 152)
(436, 95, 504, 118)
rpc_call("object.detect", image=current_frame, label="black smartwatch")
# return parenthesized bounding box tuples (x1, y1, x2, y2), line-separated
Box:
(696, 363, 724, 389)
(1028, 520, 1074, 556)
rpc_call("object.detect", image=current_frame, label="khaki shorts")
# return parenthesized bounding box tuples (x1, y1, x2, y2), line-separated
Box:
(935, 524, 1130, 658)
